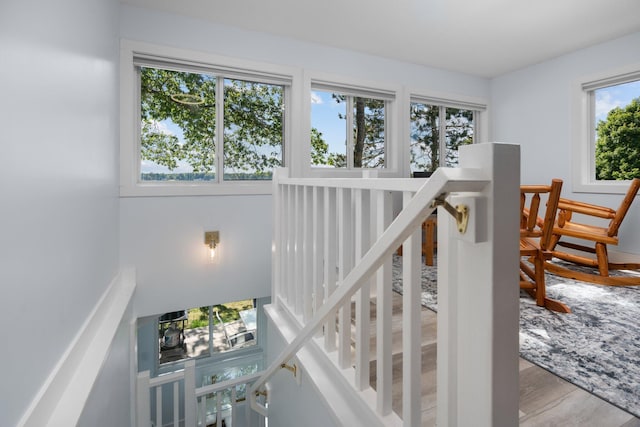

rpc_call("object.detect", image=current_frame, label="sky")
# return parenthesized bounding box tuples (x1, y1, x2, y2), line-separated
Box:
(595, 80, 640, 123)
(310, 90, 347, 158)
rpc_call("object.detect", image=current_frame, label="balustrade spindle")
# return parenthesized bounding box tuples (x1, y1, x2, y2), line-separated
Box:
(338, 187, 353, 368)
(303, 185, 314, 322)
(375, 189, 393, 416)
(402, 190, 424, 426)
(324, 187, 337, 352)
(354, 187, 371, 391)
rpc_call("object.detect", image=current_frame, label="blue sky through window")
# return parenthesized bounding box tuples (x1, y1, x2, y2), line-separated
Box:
(595, 80, 640, 123)
(311, 90, 346, 159)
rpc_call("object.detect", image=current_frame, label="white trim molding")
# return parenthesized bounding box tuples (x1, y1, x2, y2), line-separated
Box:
(17, 269, 136, 427)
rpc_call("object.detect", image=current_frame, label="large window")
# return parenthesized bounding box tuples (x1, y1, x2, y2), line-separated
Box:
(158, 299, 258, 365)
(139, 66, 285, 182)
(409, 100, 478, 173)
(310, 85, 391, 169)
(120, 41, 295, 196)
(575, 68, 640, 193)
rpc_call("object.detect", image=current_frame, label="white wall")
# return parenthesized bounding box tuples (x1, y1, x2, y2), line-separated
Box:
(491, 32, 640, 253)
(118, 4, 491, 318)
(119, 5, 489, 99)
(121, 195, 273, 317)
(0, 0, 121, 425)
(265, 317, 339, 427)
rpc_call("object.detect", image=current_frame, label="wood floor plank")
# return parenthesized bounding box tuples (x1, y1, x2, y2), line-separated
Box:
(359, 290, 640, 426)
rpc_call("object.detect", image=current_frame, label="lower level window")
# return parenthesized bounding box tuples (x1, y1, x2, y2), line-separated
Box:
(159, 299, 258, 365)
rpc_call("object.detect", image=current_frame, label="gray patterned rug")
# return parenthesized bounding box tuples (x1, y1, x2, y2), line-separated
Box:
(391, 256, 640, 418)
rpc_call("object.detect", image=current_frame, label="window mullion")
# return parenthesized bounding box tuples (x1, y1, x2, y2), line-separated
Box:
(216, 76, 224, 183)
(471, 111, 477, 145)
(208, 306, 214, 356)
(346, 96, 354, 169)
(384, 100, 389, 167)
(439, 105, 447, 168)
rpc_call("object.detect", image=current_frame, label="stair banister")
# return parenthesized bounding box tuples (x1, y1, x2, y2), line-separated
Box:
(250, 165, 489, 416)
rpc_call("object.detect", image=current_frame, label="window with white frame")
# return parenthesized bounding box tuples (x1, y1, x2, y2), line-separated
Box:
(409, 97, 483, 173)
(158, 299, 260, 365)
(586, 76, 640, 181)
(310, 84, 392, 169)
(138, 63, 287, 182)
(120, 42, 295, 196)
(575, 68, 640, 193)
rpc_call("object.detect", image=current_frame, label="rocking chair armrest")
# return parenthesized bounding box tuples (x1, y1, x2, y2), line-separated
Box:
(557, 198, 616, 219)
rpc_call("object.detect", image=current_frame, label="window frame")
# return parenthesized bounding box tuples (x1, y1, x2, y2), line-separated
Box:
(572, 64, 640, 194)
(301, 72, 401, 178)
(120, 40, 300, 197)
(155, 297, 269, 373)
(408, 92, 487, 172)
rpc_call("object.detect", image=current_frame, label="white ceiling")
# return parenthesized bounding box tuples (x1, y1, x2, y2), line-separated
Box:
(122, 0, 640, 78)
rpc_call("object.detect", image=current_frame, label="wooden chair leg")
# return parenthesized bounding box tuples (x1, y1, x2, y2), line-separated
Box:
(595, 242, 609, 277)
(533, 253, 545, 307)
(424, 217, 436, 266)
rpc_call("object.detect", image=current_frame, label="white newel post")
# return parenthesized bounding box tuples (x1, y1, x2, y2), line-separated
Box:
(184, 359, 196, 426)
(437, 142, 520, 427)
(136, 371, 151, 427)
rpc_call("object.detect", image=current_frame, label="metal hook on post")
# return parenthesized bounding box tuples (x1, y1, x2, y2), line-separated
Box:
(431, 194, 469, 234)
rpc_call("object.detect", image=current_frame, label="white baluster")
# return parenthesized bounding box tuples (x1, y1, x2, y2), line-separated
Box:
(155, 385, 162, 427)
(199, 394, 207, 427)
(173, 381, 179, 427)
(295, 185, 304, 315)
(313, 186, 325, 332)
(324, 187, 337, 351)
(231, 387, 238, 427)
(354, 187, 371, 390)
(287, 184, 295, 308)
(184, 359, 196, 427)
(375, 188, 392, 415)
(402, 190, 423, 426)
(216, 390, 223, 427)
(136, 371, 151, 427)
(303, 185, 314, 323)
(338, 187, 353, 368)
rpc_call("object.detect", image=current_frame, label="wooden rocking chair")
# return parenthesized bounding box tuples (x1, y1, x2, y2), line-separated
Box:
(520, 179, 571, 313)
(546, 178, 640, 286)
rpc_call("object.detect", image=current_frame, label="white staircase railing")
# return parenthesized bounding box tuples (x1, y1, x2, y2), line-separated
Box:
(136, 360, 266, 427)
(251, 142, 521, 426)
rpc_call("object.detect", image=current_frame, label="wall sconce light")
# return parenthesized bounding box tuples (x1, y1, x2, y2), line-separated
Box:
(204, 231, 219, 262)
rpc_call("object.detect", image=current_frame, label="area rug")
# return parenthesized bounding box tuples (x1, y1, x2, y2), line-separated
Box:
(391, 256, 640, 418)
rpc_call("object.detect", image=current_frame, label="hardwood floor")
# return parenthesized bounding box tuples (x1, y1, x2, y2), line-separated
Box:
(364, 291, 640, 426)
